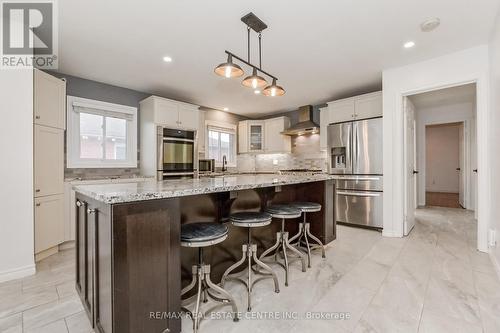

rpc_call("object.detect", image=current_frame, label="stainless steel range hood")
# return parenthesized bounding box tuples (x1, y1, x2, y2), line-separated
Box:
(281, 105, 320, 136)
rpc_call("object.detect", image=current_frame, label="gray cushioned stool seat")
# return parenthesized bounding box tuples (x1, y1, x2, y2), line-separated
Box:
(265, 204, 302, 219)
(181, 222, 228, 246)
(230, 212, 272, 227)
(289, 202, 322, 213)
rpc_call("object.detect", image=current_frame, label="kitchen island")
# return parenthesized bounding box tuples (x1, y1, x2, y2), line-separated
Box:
(73, 174, 336, 333)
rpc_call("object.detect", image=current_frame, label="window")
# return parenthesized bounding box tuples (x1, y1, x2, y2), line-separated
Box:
(67, 96, 137, 168)
(206, 122, 237, 167)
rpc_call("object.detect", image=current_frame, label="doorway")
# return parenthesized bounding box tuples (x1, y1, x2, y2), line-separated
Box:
(403, 83, 477, 236)
(425, 122, 464, 208)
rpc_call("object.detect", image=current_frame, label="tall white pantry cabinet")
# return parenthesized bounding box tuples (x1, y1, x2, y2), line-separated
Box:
(33, 69, 66, 261)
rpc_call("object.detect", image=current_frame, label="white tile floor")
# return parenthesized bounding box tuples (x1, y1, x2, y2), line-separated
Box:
(0, 207, 498, 333)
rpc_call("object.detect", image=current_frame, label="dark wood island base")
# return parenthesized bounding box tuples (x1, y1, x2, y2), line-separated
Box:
(75, 180, 335, 333)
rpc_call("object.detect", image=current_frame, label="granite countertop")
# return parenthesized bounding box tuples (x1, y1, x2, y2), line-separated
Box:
(73, 173, 336, 204)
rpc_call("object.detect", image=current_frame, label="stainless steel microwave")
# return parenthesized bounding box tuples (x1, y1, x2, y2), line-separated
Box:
(199, 159, 215, 173)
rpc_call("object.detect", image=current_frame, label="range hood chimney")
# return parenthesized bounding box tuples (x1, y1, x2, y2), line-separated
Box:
(281, 105, 320, 136)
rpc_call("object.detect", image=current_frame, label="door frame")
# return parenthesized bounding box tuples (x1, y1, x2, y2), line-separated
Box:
(420, 120, 471, 209)
(403, 97, 417, 235)
(401, 80, 487, 252)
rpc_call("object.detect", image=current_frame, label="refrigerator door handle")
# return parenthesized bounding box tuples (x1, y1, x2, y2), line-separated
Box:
(337, 191, 382, 197)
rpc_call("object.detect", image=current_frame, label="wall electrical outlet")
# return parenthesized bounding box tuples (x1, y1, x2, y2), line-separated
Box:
(488, 229, 497, 247)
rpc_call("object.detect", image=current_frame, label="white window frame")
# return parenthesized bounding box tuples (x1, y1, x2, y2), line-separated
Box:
(67, 96, 138, 168)
(205, 120, 237, 167)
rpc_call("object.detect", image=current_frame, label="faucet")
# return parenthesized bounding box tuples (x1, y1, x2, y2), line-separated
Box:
(222, 155, 228, 172)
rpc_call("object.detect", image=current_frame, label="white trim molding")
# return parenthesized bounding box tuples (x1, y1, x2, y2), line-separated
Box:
(382, 45, 491, 252)
(66, 96, 138, 168)
(0, 264, 36, 283)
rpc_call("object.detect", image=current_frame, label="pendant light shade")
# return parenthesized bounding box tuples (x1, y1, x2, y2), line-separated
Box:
(242, 68, 267, 89)
(214, 54, 244, 78)
(262, 78, 285, 97)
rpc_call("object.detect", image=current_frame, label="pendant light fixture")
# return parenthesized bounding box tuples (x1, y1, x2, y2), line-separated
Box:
(262, 78, 285, 97)
(214, 54, 244, 78)
(213, 12, 284, 96)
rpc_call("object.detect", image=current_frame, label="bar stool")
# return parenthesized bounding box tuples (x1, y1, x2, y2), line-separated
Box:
(288, 202, 326, 268)
(260, 204, 306, 287)
(221, 212, 280, 311)
(181, 222, 239, 333)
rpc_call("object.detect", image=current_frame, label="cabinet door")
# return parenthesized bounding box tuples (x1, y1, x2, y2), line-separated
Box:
(34, 125, 64, 197)
(178, 105, 199, 130)
(197, 110, 206, 154)
(329, 99, 355, 123)
(320, 107, 329, 151)
(35, 194, 64, 253)
(34, 69, 66, 129)
(354, 93, 382, 119)
(248, 121, 265, 152)
(238, 121, 248, 153)
(155, 99, 179, 127)
(264, 118, 291, 153)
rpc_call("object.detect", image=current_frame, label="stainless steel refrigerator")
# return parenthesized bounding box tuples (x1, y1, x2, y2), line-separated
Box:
(327, 117, 383, 229)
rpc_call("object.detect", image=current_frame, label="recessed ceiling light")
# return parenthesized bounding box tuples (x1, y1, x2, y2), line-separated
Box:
(254, 90, 261, 94)
(404, 41, 415, 49)
(421, 18, 440, 32)
(163, 56, 173, 62)
(223, 107, 229, 111)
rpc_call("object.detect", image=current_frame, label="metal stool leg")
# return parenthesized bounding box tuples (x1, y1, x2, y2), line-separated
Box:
(305, 222, 326, 258)
(221, 245, 247, 288)
(193, 268, 203, 333)
(203, 265, 239, 322)
(283, 231, 307, 273)
(251, 245, 280, 293)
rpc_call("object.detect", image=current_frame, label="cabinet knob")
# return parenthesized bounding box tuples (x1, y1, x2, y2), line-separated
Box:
(36, 203, 41, 207)
(76, 200, 82, 207)
(35, 115, 40, 119)
(87, 208, 96, 214)
(35, 189, 40, 193)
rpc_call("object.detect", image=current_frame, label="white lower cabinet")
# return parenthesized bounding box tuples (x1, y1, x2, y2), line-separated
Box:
(35, 194, 64, 254)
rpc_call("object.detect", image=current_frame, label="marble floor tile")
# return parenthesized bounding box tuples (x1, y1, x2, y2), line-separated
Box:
(0, 313, 22, 333)
(418, 308, 482, 333)
(0, 286, 58, 319)
(22, 295, 84, 330)
(65, 311, 94, 333)
(0, 207, 497, 333)
(24, 319, 69, 333)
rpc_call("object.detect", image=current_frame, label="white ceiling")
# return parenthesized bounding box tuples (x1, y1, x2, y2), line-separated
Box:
(409, 83, 476, 109)
(57, 0, 499, 117)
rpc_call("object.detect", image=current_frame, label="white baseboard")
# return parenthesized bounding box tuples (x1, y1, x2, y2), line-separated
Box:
(382, 229, 403, 237)
(0, 264, 36, 283)
(59, 240, 75, 251)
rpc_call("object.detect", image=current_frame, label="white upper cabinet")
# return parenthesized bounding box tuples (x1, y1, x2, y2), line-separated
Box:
(329, 99, 355, 123)
(239, 117, 291, 153)
(320, 91, 382, 150)
(264, 117, 291, 153)
(34, 69, 66, 129)
(141, 95, 199, 130)
(34, 125, 64, 197)
(354, 92, 383, 119)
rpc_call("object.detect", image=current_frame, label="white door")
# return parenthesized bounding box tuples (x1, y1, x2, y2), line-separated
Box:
(404, 97, 417, 235)
(458, 123, 465, 208)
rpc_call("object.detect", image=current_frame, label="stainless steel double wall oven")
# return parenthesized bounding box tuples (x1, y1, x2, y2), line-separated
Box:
(328, 117, 383, 229)
(157, 127, 196, 179)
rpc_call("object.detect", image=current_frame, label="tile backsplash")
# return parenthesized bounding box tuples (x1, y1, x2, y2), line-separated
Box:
(237, 133, 327, 172)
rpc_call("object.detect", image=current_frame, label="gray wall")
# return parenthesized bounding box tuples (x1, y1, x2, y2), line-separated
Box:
(49, 71, 248, 179)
